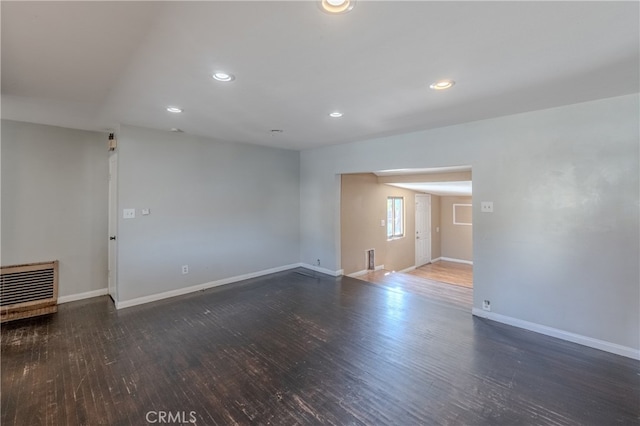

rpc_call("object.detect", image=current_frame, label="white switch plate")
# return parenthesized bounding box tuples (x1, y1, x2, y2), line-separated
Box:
(481, 201, 494, 213)
(142, 208, 150, 216)
(123, 208, 136, 219)
(380, 219, 385, 227)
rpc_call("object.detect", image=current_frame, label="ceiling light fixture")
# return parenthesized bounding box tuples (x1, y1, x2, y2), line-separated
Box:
(212, 71, 235, 82)
(429, 80, 455, 90)
(166, 106, 183, 113)
(329, 111, 343, 118)
(319, 0, 355, 14)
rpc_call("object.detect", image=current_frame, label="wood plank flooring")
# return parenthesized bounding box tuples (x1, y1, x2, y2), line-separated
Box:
(410, 260, 473, 288)
(2, 268, 639, 425)
(355, 269, 472, 311)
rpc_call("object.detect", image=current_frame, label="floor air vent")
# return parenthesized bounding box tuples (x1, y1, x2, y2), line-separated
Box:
(1, 261, 58, 322)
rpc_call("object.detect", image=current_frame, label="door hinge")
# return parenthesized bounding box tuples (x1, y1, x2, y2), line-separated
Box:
(108, 133, 117, 151)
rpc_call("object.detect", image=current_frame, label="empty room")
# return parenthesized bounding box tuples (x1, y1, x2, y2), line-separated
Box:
(1, 1, 638, 425)
(340, 170, 474, 308)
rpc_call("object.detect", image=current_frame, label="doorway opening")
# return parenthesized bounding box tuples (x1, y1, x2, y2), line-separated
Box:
(340, 166, 473, 308)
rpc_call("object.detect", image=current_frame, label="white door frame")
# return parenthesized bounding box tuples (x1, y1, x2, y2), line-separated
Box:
(415, 194, 432, 268)
(108, 151, 118, 303)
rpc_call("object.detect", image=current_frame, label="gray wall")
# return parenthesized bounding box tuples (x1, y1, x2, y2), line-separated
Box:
(300, 94, 639, 351)
(116, 125, 300, 302)
(1, 120, 108, 297)
(3, 94, 638, 355)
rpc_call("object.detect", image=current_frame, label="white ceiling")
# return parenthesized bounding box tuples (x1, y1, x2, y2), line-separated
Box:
(2, 1, 638, 150)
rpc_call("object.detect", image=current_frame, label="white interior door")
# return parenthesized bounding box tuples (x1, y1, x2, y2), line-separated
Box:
(415, 194, 431, 267)
(108, 151, 118, 303)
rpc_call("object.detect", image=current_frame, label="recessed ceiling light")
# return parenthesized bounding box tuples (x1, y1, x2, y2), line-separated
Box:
(212, 72, 235, 82)
(319, 0, 355, 14)
(170, 128, 183, 133)
(329, 111, 343, 118)
(166, 107, 183, 113)
(429, 80, 455, 90)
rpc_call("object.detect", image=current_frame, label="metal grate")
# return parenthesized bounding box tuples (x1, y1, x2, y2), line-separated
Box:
(1, 269, 55, 306)
(1, 261, 58, 322)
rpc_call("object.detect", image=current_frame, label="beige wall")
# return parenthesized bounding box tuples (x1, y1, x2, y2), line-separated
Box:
(440, 196, 473, 262)
(341, 175, 473, 272)
(341, 174, 417, 275)
(431, 195, 441, 260)
(341, 175, 471, 272)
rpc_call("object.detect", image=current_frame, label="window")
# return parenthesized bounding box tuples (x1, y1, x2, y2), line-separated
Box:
(387, 197, 404, 239)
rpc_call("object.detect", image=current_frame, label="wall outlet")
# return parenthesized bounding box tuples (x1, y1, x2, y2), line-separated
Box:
(317, 259, 321, 266)
(181, 265, 189, 274)
(123, 208, 136, 219)
(483, 300, 491, 311)
(481, 201, 494, 213)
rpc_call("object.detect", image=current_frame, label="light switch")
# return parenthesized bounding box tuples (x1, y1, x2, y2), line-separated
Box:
(123, 208, 135, 219)
(380, 219, 385, 227)
(142, 208, 150, 216)
(481, 201, 494, 213)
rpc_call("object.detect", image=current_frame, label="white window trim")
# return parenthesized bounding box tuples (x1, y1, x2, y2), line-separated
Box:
(453, 203, 473, 226)
(387, 196, 405, 239)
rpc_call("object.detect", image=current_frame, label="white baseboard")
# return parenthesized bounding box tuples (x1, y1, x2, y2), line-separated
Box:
(347, 264, 385, 278)
(58, 288, 108, 304)
(398, 265, 416, 273)
(440, 257, 473, 265)
(116, 263, 302, 310)
(472, 308, 640, 360)
(431, 257, 442, 263)
(300, 263, 344, 277)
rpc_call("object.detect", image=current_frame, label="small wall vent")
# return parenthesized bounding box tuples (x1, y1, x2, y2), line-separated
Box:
(1, 261, 58, 322)
(366, 249, 375, 270)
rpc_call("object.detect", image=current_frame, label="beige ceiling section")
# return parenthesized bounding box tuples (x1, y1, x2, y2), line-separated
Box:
(378, 171, 472, 197)
(377, 171, 472, 185)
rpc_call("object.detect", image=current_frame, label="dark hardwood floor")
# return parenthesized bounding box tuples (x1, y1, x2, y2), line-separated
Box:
(2, 268, 639, 425)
